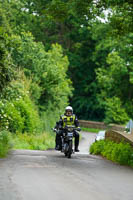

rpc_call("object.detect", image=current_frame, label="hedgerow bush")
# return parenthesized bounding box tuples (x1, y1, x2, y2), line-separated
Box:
(110, 142, 133, 165)
(90, 140, 105, 154)
(90, 140, 133, 167)
(0, 97, 41, 134)
(0, 130, 12, 157)
(0, 75, 42, 134)
(14, 97, 41, 133)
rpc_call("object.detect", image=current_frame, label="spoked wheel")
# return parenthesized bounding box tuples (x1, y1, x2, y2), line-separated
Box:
(67, 141, 72, 159)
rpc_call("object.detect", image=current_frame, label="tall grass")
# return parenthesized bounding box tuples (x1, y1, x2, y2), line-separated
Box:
(12, 132, 55, 150)
(0, 130, 12, 157)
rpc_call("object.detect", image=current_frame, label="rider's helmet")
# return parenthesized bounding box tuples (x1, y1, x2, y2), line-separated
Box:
(65, 106, 73, 116)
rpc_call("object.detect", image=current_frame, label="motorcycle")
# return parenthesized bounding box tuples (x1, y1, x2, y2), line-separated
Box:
(53, 125, 80, 159)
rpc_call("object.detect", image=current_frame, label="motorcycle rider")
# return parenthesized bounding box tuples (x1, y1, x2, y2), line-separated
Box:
(54, 106, 80, 152)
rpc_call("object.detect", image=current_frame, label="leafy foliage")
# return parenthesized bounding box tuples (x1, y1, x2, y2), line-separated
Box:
(3, 0, 104, 121)
(8, 32, 72, 111)
(91, 1, 133, 123)
(104, 97, 129, 124)
(0, 0, 73, 155)
(0, 5, 15, 92)
(90, 140, 133, 167)
(0, 77, 41, 134)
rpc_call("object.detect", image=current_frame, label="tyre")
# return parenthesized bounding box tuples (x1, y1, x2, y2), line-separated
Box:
(67, 140, 72, 159)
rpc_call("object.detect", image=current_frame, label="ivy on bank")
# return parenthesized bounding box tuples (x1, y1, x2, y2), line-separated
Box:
(90, 140, 133, 167)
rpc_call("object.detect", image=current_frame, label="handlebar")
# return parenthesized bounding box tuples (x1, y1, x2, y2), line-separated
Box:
(52, 127, 81, 132)
(64, 126, 81, 132)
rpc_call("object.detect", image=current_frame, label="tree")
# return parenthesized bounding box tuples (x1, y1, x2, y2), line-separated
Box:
(92, 0, 133, 123)
(0, 0, 73, 133)
(0, 5, 14, 92)
(17, 0, 104, 120)
(1, 0, 133, 124)
(7, 32, 72, 111)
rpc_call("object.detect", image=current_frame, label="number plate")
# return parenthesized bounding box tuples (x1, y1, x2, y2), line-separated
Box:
(67, 132, 73, 137)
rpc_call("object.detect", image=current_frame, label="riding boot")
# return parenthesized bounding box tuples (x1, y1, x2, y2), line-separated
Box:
(55, 134, 62, 150)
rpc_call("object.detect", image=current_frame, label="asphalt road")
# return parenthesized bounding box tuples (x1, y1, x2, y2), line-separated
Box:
(0, 132, 133, 200)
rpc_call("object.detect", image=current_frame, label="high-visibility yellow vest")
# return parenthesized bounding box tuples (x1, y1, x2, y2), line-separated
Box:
(62, 115, 76, 128)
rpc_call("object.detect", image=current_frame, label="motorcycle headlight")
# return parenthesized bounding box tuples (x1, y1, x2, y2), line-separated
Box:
(68, 128, 73, 132)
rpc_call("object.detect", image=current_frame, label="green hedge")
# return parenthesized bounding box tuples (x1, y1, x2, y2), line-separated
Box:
(90, 140, 133, 167)
(0, 97, 41, 134)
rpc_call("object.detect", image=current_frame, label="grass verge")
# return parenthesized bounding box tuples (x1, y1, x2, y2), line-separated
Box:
(11, 132, 55, 150)
(81, 127, 102, 133)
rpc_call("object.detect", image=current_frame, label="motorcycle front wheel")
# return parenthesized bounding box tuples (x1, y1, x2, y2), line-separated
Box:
(67, 140, 72, 158)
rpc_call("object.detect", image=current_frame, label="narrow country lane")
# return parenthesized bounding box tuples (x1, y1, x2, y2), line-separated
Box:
(0, 132, 133, 200)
